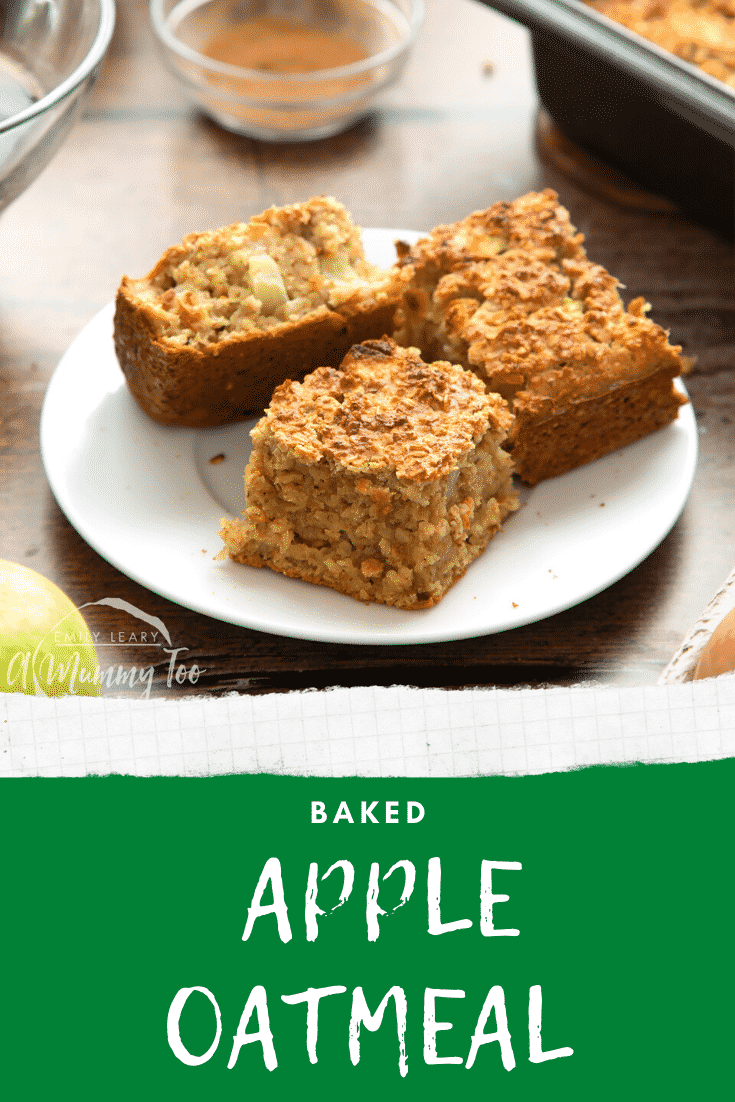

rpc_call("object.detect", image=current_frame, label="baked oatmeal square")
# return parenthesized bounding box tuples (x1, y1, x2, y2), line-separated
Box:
(393, 190, 686, 485)
(219, 337, 519, 609)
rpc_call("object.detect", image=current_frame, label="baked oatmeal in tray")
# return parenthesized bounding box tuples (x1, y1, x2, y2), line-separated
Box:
(114, 196, 408, 426)
(587, 0, 735, 89)
(219, 338, 519, 609)
(393, 190, 686, 486)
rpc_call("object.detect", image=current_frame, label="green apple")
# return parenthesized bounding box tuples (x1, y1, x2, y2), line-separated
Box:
(0, 559, 102, 697)
(247, 253, 288, 312)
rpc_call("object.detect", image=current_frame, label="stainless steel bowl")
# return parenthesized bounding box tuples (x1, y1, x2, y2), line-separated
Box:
(0, 0, 116, 216)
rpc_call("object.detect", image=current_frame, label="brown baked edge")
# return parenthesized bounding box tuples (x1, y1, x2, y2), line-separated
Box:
(113, 284, 401, 427)
(222, 535, 488, 610)
(509, 368, 687, 486)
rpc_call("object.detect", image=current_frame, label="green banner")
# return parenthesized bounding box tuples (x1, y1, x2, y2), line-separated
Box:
(2, 762, 732, 1099)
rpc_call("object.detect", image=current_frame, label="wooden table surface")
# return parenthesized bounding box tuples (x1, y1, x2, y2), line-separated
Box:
(2, 0, 733, 698)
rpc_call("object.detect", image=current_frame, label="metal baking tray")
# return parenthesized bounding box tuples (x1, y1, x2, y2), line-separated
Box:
(484, 0, 735, 238)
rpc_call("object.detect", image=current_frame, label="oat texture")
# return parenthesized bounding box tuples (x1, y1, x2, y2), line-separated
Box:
(588, 0, 735, 88)
(393, 189, 685, 484)
(114, 196, 407, 425)
(219, 338, 519, 609)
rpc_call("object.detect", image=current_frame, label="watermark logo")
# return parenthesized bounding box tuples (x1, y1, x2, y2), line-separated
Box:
(5, 597, 203, 700)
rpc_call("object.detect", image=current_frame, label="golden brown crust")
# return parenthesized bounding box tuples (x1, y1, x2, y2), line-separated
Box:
(219, 338, 519, 609)
(260, 337, 513, 482)
(114, 282, 400, 426)
(394, 190, 686, 484)
(113, 196, 406, 426)
(587, 0, 735, 89)
(402, 188, 586, 270)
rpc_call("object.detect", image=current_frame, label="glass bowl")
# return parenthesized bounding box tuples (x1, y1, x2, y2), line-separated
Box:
(0, 0, 116, 217)
(150, 0, 424, 141)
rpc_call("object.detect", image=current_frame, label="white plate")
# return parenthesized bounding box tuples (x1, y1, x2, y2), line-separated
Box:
(40, 229, 697, 646)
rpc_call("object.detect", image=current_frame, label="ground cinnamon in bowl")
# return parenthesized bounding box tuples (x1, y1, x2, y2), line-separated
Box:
(202, 15, 369, 73)
(200, 14, 371, 130)
(151, 0, 423, 140)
